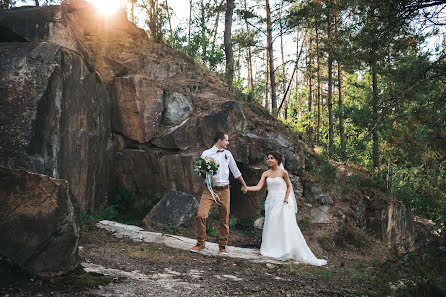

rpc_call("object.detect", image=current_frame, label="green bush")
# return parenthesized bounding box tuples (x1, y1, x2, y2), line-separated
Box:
(163, 225, 179, 234)
(80, 190, 165, 226)
(206, 225, 218, 237)
(315, 162, 337, 183)
(298, 216, 311, 229)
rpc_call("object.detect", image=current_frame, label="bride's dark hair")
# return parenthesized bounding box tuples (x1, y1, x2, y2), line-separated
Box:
(267, 151, 283, 165)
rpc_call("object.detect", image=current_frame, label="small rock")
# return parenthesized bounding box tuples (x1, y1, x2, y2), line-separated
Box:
(266, 263, 275, 269)
(304, 203, 313, 208)
(320, 194, 333, 205)
(310, 185, 323, 200)
(253, 217, 265, 235)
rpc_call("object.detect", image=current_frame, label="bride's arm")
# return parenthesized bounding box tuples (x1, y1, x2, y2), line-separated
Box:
(246, 172, 267, 192)
(283, 170, 291, 203)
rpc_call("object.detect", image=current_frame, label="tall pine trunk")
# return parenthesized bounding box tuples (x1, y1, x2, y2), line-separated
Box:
(188, 0, 193, 46)
(244, 0, 254, 90)
(308, 35, 313, 144)
(265, 51, 270, 111)
(35, 0, 39, 6)
(211, 1, 224, 53)
(279, 1, 287, 118)
(316, 27, 321, 145)
(335, 13, 346, 160)
(130, 0, 135, 23)
(372, 56, 379, 169)
(165, 0, 173, 41)
(224, 0, 234, 88)
(327, 7, 334, 156)
(266, 0, 277, 116)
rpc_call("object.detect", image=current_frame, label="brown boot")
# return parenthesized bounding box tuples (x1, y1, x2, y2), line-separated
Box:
(190, 243, 205, 253)
(219, 246, 228, 255)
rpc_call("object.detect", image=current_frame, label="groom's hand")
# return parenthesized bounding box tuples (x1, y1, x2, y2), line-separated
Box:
(241, 186, 248, 194)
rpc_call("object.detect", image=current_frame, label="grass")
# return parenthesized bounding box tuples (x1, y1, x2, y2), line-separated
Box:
(64, 266, 113, 288)
(318, 235, 336, 252)
(298, 216, 311, 230)
(333, 227, 368, 249)
(163, 225, 179, 234)
(206, 225, 219, 237)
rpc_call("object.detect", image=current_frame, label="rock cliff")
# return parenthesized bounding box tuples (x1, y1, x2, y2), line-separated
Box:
(0, 2, 304, 217)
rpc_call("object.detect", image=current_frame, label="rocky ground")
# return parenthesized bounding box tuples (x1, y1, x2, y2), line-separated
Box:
(1, 220, 384, 297)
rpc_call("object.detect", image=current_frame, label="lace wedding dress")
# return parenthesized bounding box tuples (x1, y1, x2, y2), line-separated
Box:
(260, 176, 327, 266)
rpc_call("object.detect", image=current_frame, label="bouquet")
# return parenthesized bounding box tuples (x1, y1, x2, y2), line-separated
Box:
(194, 157, 219, 181)
(194, 157, 221, 203)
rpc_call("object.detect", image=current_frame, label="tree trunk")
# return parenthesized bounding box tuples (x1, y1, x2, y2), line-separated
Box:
(35, 0, 39, 6)
(308, 35, 313, 143)
(279, 0, 287, 118)
(131, 0, 135, 23)
(188, 0, 193, 46)
(200, 1, 207, 57)
(224, 0, 234, 88)
(327, 7, 334, 156)
(372, 55, 379, 169)
(335, 13, 346, 160)
(316, 27, 321, 146)
(266, 0, 277, 116)
(265, 51, 270, 111)
(244, 0, 254, 90)
(387, 157, 393, 190)
(165, 0, 173, 41)
(212, 0, 225, 54)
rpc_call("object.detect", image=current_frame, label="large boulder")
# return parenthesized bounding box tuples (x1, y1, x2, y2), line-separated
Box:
(358, 196, 415, 250)
(0, 167, 79, 277)
(0, 41, 112, 211)
(143, 190, 199, 226)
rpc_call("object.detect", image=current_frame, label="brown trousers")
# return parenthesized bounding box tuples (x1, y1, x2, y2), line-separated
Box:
(196, 187, 230, 247)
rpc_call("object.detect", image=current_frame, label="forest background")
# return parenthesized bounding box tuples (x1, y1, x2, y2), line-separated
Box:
(3, 0, 446, 230)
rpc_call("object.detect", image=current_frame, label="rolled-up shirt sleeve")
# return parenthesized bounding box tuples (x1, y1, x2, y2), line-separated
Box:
(228, 152, 242, 179)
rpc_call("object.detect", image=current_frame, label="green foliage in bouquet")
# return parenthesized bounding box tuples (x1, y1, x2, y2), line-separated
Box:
(193, 157, 219, 177)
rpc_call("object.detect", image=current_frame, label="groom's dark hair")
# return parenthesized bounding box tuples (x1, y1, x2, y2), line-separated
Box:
(214, 131, 227, 143)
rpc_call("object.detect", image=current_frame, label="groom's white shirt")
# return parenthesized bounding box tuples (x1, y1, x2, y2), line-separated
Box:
(201, 145, 241, 186)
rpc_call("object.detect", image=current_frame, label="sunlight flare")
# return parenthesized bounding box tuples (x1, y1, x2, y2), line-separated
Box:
(89, 0, 123, 16)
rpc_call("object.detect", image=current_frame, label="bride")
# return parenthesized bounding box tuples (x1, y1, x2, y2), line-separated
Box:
(246, 151, 327, 266)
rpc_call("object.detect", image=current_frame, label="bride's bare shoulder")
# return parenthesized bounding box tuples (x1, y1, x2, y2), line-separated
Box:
(262, 170, 271, 178)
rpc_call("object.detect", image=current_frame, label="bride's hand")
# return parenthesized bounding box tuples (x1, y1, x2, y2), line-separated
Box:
(283, 199, 288, 204)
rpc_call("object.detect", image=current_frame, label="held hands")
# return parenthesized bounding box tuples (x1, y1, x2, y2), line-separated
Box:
(241, 185, 248, 194)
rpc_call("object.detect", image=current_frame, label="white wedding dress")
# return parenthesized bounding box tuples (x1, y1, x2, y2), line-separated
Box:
(260, 176, 327, 266)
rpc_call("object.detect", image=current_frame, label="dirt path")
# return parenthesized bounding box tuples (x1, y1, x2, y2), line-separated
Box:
(1, 221, 376, 297)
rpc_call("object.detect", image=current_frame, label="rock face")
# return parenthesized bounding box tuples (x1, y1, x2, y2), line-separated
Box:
(0, 168, 79, 277)
(111, 77, 163, 143)
(0, 4, 306, 217)
(143, 190, 199, 226)
(0, 41, 112, 212)
(357, 196, 415, 250)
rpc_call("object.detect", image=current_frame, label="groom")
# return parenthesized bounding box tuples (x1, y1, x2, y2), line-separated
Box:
(190, 132, 248, 255)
